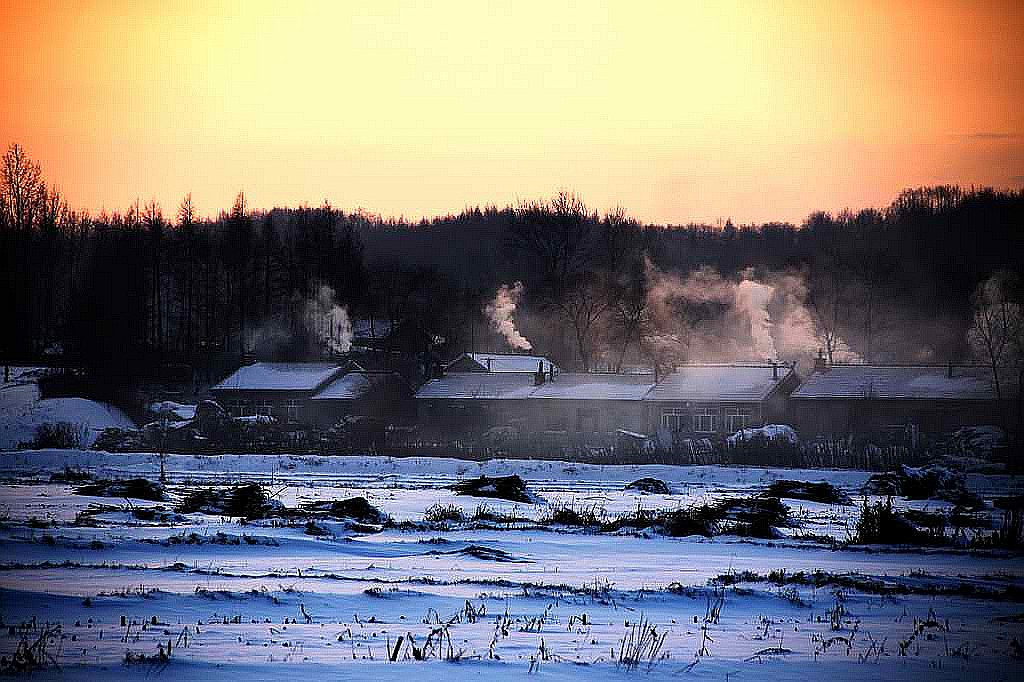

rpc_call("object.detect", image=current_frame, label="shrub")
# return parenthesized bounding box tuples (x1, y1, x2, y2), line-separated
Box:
(177, 483, 278, 519)
(449, 475, 535, 503)
(49, 467, 93, 483)
(625, 478, 670, 495)
(76, 478, 165, 502)
(423, 503, 465, 524)
(306, 496, 385, 524)
(32, 422, 87, 449)
(764, 479, 851, 505)
(852, 498, 929, 545)
(540, 503, 605, 527)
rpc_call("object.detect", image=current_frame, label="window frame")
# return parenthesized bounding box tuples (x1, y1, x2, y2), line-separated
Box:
(693, 406, 717, 433)
(661, 407, 688, 433)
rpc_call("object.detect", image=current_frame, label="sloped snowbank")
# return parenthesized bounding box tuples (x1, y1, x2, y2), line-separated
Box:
(0, 369, 135, 449)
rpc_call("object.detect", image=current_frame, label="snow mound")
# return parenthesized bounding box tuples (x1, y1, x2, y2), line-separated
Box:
(727, 424, 799, 445)
(0, 395, 136, 450)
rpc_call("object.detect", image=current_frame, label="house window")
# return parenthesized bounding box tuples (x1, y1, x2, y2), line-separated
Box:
(285, 399, 301, 423)
(725, 407, 752, 433)
(693, 406, 717, 433)
(661, 408, 687, 432)
(255, 401, 273, 417)
(233, 400, 250, 417)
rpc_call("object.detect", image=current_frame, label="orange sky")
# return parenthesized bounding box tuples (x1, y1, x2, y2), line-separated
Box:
(2, 0, 1022, 224)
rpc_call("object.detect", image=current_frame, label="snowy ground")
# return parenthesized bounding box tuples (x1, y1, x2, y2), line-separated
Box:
(0, 368, 135, 449)
(0, 450, 1022, 680)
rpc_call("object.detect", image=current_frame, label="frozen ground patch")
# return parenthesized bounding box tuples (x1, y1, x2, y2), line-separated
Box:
(0, 450, 1021, 679)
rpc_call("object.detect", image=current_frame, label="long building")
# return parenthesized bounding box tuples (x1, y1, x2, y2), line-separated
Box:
(414, 357, 798, 438)
(790, 362, 1009, 438)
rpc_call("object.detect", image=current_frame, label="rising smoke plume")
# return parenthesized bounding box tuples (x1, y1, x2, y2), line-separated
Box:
(485, 282, 533, 351)
(642, 259, 860, 367)
(734, 277, 776, 360)
(306, 284, 353, 354)
(248, 283, 352, 358)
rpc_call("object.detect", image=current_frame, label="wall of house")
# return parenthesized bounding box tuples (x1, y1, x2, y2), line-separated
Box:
(416, 398, 649, 438)
(313, 391, 416, 427)
(209, 389, 315, 425)
(644, 401, 766, 436)
(791, 399, 1002, 438)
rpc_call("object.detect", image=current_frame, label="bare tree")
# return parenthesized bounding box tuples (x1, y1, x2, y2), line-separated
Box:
(969, 271, 1023, 402)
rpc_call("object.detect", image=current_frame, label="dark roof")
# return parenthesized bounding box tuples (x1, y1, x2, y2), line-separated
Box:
(530, 373, 654, 401)
(211, 363, 344, 392)
(415, 372, 538, 400)
(446, 352, 558, 373)
(646, 364, 794, 402)
(312, 371, 406, 401)
(791, 365, 999, 401)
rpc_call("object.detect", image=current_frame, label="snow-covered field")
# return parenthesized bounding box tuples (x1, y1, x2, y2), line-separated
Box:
(0, 450, 1021, 681)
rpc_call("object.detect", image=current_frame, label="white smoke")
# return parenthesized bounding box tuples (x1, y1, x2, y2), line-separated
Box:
(486, 282, 532, 351)
(642, 259, 861, 366)
(306, 284, 352, 355)
(734, 278, 776, 360)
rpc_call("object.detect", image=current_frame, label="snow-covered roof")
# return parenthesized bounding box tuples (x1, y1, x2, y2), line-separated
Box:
(446, 352, 558, 373)
(211, 363, 344, 392)
(791, 365, 998, 401)
(312, 372, 403, 400)
(530, 373, 654, 401)
(646, 364, 793, 402)
(415, 372, 539, 400)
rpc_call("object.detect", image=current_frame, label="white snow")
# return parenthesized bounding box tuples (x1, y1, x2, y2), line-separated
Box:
(727, 424, 800, 445)
(0, 368, 136, 448)
(0, 449, 1021, 680)
(148, 401, 197, 421)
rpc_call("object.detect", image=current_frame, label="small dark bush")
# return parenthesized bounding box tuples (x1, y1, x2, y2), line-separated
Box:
(76, 478, 165, 502)
(764, 479, 851, 505)
(423, 503, 465, 523)
(32, 422, 87, 449)
(177, 484, 278, 519)
(449, 475, 535, 503)
(307, 496, 385, 524)
(49, 467, 93, 483)
(304, 521, 329, 536)
(659, 506, 717, 537)
(625, 478, 670, 495)
(863, 465, 981, 507)
(659, 497, 790, 538)
(471, 503, 528, 524)
(540, 503, 605, 527)
(852, 498, 932, 545)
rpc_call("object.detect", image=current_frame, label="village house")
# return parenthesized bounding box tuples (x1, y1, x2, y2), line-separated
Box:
(644, 363, 798, 436)
(414, 360, 799, 442)
(789, 361, 1008, 439)
(310, 370, 414, 426)
(210, 362, 346, 424)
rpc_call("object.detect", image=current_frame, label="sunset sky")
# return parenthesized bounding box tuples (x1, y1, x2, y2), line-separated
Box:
(2, 0, 1022, 224)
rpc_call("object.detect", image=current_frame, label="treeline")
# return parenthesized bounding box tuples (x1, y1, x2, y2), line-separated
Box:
(2, 143, 1022, 386)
